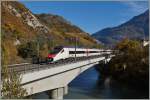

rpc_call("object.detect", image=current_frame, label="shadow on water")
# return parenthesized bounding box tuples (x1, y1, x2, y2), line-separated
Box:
(31, 65, 149, 99)
(92, 76, 149, 99)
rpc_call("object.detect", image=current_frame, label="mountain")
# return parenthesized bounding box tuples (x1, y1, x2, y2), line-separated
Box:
(92, 10, 149, 46)
(2, 1, 98, 64)
(35, 13, 97, 46)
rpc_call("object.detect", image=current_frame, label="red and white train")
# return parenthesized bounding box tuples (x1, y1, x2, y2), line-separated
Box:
(47, 46, 112, 63)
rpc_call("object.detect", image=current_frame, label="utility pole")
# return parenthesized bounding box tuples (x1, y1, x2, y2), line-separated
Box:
(75, 37, 77, 62)
(36, 36, 40, 64)
(37, 40, 39, 62)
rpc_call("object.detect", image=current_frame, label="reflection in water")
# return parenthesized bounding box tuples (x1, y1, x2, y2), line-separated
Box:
(32, 66, 148, 99)
(64, 66, 148, 99)
(104, 77, 111, 88)
(101, 77, 112, 97)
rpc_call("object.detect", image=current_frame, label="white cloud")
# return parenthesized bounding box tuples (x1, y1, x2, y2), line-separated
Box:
(123, 1, 148, 14)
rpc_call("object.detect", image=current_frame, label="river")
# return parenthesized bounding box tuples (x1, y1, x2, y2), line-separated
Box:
(32, 66, 148, 99)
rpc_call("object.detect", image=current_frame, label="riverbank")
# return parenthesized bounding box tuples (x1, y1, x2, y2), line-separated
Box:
(95, 58, 149, 98)
(95, 39, 149, 99)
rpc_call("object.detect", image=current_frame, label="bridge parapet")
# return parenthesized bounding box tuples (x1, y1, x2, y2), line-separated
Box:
(5, 53, 114, 98)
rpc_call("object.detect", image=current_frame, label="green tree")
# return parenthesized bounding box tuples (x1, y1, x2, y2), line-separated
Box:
(17, 41, 38, 58)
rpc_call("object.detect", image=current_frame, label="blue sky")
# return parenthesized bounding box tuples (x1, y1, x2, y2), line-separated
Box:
(21, 1, 149, 34)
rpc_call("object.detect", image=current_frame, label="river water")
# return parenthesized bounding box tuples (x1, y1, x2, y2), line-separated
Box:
(32, 66, 149, 99)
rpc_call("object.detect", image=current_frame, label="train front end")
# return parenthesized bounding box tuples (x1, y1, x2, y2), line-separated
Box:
(47, 46, 64, 63)
(47, 53, 55, 63)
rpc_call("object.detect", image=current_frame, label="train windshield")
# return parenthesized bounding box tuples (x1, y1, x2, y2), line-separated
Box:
(50, 46, 63, 54)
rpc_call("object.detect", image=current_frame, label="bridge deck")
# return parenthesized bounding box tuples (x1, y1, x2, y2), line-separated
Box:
(7, 54, 110, 74)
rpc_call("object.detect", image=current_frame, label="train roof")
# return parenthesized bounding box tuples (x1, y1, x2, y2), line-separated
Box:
(54, 46, 102, 49)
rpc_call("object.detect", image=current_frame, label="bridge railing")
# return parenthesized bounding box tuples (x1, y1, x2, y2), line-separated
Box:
(5, 52, 114, 74)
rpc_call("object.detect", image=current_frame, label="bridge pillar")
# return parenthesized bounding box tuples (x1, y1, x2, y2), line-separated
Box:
(50, 86, 68, 99)
(63, 86, 68, 95)
(104, 59, 107, 64)
(51, 87, 63, 99)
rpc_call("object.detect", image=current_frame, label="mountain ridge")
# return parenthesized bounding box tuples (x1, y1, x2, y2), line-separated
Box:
(92, 10, 149, 46)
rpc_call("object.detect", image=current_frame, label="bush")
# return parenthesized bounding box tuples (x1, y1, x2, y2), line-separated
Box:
(17, 41, 38, 59)
(2, 43, 27, 99)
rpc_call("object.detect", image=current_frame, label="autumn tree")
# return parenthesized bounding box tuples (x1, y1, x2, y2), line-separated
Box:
(107, 38, 149, 88)
(1, 43, 27, 99)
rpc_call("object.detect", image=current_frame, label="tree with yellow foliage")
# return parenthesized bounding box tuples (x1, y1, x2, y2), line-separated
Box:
(108, 38, 149, 88)
(1, 43, 27, 99)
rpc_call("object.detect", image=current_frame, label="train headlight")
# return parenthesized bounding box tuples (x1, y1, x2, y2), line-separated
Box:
(49, 58, 53, 62)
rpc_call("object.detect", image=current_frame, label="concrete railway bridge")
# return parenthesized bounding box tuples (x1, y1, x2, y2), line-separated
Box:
(8, 53, 114, 99)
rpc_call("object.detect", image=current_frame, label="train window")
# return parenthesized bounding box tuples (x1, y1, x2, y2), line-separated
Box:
(89, 51, 99, 53)
(69, 51, 85, 54)
(77, 51, 85, 54)
(69, 51, 74, 54)
(61, 49, 64, 53)
(50, 48, 62, 54)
